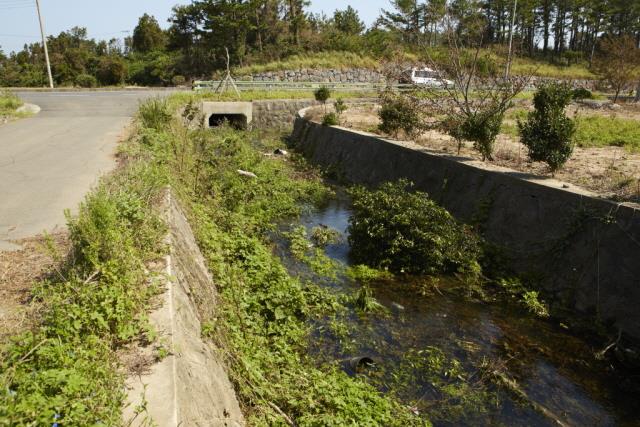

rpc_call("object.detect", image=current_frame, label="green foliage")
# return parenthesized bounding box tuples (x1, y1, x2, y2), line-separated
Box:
(458, 110, 505, 161)
(333, 6, 365, 35)
(322, 112, 339, 126)
(0, 91, 23, 115)
(143, 114, 424, 424)
(353, 285, 386, 314)
(574, 115, 640, 150)
(314, 86, 331, 111)
(497, 277, 550, 318)
(285, 226, 340, 279)
(132, 14, 166, 53)
(231, 51, 380, 75)
(346, 264, 393, 283)
(333, 98, 347, 121)
(571, 87, 593, 100)
(138, 97, 173, 131)
(348, 180, 482, 277)
(522, 291, 550, 318)
(171, 74, 186, 86)
(310, 225, 340, 247)
(378, 91, 423, 138)
(96, 56, 127, 86)
(0, 159, 166, 424)
(519, 83, 576, 173)
(382, 347, 498, 423)
(74, 73, 96, 88)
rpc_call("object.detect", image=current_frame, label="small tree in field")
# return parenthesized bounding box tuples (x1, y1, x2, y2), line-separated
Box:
(314, 86, 331, 113)
(422, 18, 530, 160)
(518, 83, 576, 175)
(593, 35, 640, 103)
(378, 90, 424, 138)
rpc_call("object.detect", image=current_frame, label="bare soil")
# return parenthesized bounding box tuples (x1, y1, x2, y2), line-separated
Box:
(0, 233, 69, 342)
(309, 103, 640, 204)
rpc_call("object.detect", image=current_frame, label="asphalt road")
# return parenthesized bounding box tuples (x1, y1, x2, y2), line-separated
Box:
(0, 90, 171, 250)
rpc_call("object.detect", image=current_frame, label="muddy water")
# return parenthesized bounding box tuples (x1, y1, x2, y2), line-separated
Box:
(278, 197, 639, 427)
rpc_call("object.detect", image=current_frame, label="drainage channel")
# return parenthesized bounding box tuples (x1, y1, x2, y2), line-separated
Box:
(273, 193, 638, 427)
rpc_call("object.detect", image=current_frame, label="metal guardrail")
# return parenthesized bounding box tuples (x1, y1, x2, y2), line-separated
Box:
(193, 80, 413, 92)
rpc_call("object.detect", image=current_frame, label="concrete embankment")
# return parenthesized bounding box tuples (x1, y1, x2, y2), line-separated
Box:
(125, 191, 244, 427)
(292, 108, 640, 343)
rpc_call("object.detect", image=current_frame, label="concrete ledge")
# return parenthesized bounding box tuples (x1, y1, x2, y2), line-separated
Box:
(292, 108, 640, 343)
(125, 191, 244, 427)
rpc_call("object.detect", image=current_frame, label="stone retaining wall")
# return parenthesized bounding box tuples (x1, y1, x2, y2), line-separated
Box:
(239, 68, 385, 83)
(292, 110, 640, 343)
(252, 99, 320, 129)
(236, 67, 598, 89)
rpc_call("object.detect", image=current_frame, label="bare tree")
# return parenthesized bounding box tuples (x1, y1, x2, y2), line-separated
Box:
(593, 35, 640, 103)
(420, 18, 531, 160)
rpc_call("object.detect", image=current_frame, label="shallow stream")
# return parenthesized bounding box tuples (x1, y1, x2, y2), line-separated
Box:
(275, 196, 638, 426)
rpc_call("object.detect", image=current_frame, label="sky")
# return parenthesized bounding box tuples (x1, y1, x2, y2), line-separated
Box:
(0, 0, 390, 54)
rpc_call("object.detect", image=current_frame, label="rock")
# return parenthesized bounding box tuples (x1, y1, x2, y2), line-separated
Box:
(237, 170, 257, 179)
(391, 302, 405, 311)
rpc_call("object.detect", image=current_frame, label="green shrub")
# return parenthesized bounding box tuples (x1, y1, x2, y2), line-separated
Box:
(314, 86, 331, 112)
(138, 97, 173, 131)
(75, 73, 98, 88)
(171, 74, 186, 86)
(458, 110, 505, 160)
(334, 97, 347, 119)
(572, 87, 593, 100)
(348, 180, 482, 277)
(96, 56, 127, 86)
(322, 112, 339, 126)
(0, 91, 22, 114)
(378, 91, 423, 138)
(518, 83, 576, 174)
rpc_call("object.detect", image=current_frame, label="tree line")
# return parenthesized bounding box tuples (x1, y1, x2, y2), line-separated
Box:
(0, 0, 638, 87)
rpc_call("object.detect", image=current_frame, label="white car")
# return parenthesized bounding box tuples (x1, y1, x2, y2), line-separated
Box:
(404, 67, 453, 87)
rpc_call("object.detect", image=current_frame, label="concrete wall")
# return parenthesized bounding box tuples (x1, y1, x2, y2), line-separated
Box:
(125, 191, 244, 427)
(292, 113, 640, 343)
(202, 101, 253, 128)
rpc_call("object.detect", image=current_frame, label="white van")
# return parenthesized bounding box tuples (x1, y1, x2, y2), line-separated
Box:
(403, 67, 453, 87)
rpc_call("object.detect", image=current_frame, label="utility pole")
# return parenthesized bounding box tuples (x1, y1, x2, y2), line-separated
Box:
(505, 0, 518, 79)
(35, 0, 54, 88)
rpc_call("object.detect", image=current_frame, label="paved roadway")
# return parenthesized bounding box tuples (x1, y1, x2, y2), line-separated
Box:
(0, 90, 171, 250)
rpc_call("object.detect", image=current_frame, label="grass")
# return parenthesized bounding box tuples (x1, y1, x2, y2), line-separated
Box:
(185, 89, 378, 102)
(575, 115, 640, 150)
(501, 109, 640, 152)
(0, 155, 167, 424)
(232, 51, 380, 75)
(511, 57, 596, 80)
(0, 91, 24, 118)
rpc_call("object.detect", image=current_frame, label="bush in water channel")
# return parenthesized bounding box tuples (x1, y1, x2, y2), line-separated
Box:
(348, 180, 482, 279)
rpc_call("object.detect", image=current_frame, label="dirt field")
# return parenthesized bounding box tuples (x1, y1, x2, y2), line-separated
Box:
(0, 233, 68, 342)
(308, 103, 640, 204)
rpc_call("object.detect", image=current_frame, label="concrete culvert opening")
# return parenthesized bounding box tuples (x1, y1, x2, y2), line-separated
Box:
(208, 113, 247, 129)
